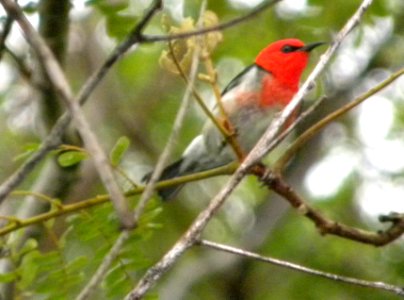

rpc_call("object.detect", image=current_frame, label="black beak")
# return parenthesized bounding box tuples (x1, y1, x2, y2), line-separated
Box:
(300, 42, 327, 52)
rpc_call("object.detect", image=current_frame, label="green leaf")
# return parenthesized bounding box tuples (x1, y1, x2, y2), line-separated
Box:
(92, 0, 129, 15)
(18, 238, 38, 257)
(58, 151, 88, 167)
(105, 14, 138, 39)
(0, 271, 18, 283)
(110, 136, 130, 166)
(18, 250, 41, 288)
(13, 143, 40, 162)
(22, 1, 38, 14)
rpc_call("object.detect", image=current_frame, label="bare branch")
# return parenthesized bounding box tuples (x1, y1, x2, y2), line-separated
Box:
(141, 0, 282, 43)
(75, 230, 131, 300)
(253, 94, 328, 174)
(199, 239, 404, 297)
(256, 170, 404, 246)
(0, 15, 13, 61)
(124, 1, 374, 298)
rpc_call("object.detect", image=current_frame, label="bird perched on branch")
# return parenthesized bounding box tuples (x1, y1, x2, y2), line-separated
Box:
(146, 38, 324, 200)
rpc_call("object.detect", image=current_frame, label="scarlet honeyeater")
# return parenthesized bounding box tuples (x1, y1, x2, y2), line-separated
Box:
(147, 38, 323, 200)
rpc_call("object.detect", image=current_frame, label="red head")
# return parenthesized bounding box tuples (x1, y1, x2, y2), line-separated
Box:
(255, 39, 323, 90)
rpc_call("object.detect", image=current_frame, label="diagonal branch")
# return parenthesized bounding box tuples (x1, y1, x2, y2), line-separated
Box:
(169, 41, 244, 160)
(141, 0, 282, 43)
(0, 15, 13, 61)
(199, 239, 404, 297)
(75, 230, 131, 300)
(274, 67, 404, 171)
(0, 0, 134, 228)
(255, 168, 404, 246)
(124, 1, 374, 298)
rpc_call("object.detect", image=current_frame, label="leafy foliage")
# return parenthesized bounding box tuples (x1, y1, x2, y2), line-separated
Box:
(0, 0, 404, 300)
(86, 0, 139, 40)
(2, 198, 162, 299)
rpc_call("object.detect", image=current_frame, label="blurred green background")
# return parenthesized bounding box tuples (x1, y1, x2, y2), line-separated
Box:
(0, 0, 404, 299)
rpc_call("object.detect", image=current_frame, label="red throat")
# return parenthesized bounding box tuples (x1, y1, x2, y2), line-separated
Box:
(260, 74, 297, 107)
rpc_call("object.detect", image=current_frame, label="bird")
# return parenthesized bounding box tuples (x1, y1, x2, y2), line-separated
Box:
(146, 38, 324, 200)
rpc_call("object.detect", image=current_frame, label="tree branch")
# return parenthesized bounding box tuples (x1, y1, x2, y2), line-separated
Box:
(255, 168, 404, 246)
(75, 230, 131, 300)
(0, 15, 13, 61)
(141, 0, 282, 43)
(199, 239, 404, 297)
(0, 164, 236, 237)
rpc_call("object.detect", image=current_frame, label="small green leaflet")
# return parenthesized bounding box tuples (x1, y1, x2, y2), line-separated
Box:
(58, 151, 88, 167)
(110, 136, 130, 166)
(13, 143, 40, 162)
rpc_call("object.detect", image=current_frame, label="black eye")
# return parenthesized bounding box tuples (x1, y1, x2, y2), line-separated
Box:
(281, 45, 299, 53)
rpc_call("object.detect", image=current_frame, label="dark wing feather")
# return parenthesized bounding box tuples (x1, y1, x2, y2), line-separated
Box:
(221, 65, 255, 95)
(221, 64, 271, 96)
(142, 159, 185, 201)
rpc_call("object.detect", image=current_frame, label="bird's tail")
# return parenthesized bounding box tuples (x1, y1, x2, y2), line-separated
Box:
(143, 159, 185, 201)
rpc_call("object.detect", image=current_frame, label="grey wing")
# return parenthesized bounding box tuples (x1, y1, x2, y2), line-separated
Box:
(203, 65, 272, 154)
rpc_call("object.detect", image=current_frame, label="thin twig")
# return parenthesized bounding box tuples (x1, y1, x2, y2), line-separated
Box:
(199, 239, 404, 297)
(0, 163, 236, 237)
(124, 1, 373, 298)
(11, 190, 62, 209)
(0, 15, 13, 61)
(201, 51, 244, 160)
(141, 0, 282, 43)
(135, 40, 202, 219)
(168, 42, 230, 145)
(274, 67, 404, 171)
(256, 94, 328, 174)
(168, 42, 244, 160)
(75, 230, 131, 300)
(4, 46, 32, 78)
